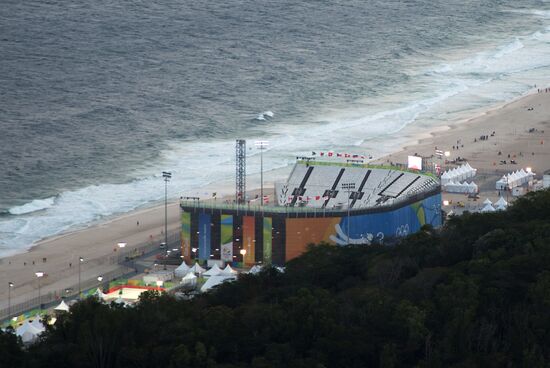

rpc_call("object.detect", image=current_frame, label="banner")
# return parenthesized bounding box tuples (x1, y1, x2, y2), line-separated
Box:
(263, 217, 272, 264)
(198, 213, 211, 261)
(220, 215, 233, 262)
(242, 216, 255, 265)
(181, 212, 191, 260)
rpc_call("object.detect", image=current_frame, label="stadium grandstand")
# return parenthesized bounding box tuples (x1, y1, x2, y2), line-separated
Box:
(180, 158, 442, 266)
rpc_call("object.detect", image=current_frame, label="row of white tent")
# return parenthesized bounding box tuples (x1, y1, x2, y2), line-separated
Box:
(15, 318, 46, 344)
(442, 181, 478, 194)
(496, 169, 535, 190)
(175, 261, 238, 278)
(480, 197, 509, 212)
(441, 163, 477, 185)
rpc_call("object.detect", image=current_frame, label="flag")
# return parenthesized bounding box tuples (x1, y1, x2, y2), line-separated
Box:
(263, 195, 269, 204)
(337, 153, 342, 157)
(312, 151, 316, 156)
(328, 151, 333, 157)
(345, 153, 350, 158)
(315, 195, 320, 200)
(320, 152, 324, 156)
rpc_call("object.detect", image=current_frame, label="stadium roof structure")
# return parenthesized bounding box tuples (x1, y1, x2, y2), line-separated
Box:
(180, 159, 440, 216)
(274, 160, 439, 210)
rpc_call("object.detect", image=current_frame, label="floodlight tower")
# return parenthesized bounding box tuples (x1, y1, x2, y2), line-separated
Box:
(236, 139, 246, 203)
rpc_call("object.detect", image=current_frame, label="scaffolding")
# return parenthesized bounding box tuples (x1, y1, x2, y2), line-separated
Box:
(236, 139, 246, 203)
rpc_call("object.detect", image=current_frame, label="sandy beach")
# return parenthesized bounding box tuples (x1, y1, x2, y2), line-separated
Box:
(2, 90, 550, 314)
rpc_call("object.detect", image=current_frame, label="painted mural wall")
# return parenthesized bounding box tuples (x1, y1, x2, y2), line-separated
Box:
(285, 194, 441, 261)
(181, 212, 191, 260)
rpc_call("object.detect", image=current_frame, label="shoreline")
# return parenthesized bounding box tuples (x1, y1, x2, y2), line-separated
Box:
(2, 89, 550, 311)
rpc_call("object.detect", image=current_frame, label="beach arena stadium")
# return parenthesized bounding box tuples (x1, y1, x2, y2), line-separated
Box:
(180, 159, 442, 266)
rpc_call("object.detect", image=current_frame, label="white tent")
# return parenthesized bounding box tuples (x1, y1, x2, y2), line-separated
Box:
(200, 275, 235, 293)
(481, 203, 496, 213)
(189, 262, 206, 275)
(441, 163, 477, 184)
(16, 320, 42, 343)
(94, 288, 106, 301)
(221, 264, 238, 276)
(54, 300, 70, 312)
(181, 272, 197, 287)
(174, 261, 191, 278)
(30, 317, 45, 333)
(496, 176, 508, 190)
(483, 198, 493, 205)
(495, 197, 508, 207)
(203, 263, 223, 277)
(495, 204, 507, 211)
(446, 210, 455, 218)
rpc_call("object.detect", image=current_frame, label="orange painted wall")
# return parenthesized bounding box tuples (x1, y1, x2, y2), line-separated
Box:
(285, 217, 340, 261)
(242, 216, 255, 265)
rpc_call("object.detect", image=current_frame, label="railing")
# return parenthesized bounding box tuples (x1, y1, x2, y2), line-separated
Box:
(180, 184, 441, 215)
(0, 232, 181, 322)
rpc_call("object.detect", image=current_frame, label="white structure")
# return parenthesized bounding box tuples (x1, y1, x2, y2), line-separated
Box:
(181, 272, 197, 287)
(143, 270, 173, 285)
(443, 181, 478, 194)
(481, 203, 496, 213)
(483, 198, 493, 205)
(496, 169, 535, 190)
(16, 320, 42, 344)
(495, 197, 508, 208)
(203, 263, 223, 277)
(221, 264, 238, 276)
(441, 163, 477, 185)
(189, 262, 206, 275)
(54, 300, 70, 312)
(200, 275, 236, 293)
(174, 261, 190, 278)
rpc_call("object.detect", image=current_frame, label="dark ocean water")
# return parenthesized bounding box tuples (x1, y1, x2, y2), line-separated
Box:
(1, 0, 550, 255)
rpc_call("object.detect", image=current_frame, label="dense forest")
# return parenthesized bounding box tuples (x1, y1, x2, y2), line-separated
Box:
(2, 190, 550, 367)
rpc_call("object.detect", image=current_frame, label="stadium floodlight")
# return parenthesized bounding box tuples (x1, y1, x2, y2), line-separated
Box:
(342, 182, 356, 245)
(254, 141, 269, 206)
(8, 282, 14, 319)
(162, 171, 172, 266)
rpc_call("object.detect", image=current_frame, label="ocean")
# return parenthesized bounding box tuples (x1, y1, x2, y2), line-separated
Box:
(1, 0, 550, 256)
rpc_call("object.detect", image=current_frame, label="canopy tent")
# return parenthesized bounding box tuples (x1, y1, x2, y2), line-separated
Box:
(174, 261, 191, 278)
(181, 272, 197, 287)
(481, 203, 496, 213)
(221, 264, 238, 276)
(16, 320, 42, 344)
(203, 263, 223, 277)
(496, 204, 507, 211)
(496, 169, 535, 190)
(30, 317, 45, 333)
(441, 163, 477, 185)
(200, 275, 235, 293)
(54, 300, 70, 312)
(495, 197, 508, 207)
(443, 181, 478, 194)
(446, 210, 455, 218)
(189, 262, 206, 274)
(483, 198, 493, 205)
(114, 296, 126, 306)
(94, 288, 106, 301)
(247, 265, 263, 274)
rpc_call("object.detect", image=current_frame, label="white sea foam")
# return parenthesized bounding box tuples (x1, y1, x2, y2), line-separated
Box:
(2, 16, 550, 257)
(8, 197, 56, 215)
(255, 110, 275, 121)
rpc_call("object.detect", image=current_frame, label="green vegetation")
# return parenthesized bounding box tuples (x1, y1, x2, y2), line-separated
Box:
(3, 190, 550, 367)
